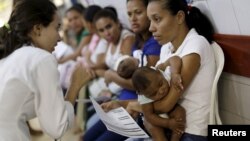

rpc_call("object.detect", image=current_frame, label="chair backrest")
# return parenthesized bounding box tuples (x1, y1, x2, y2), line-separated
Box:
(209, 42, 224, 125)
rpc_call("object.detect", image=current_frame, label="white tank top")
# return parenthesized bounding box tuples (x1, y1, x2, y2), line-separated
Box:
(105, 29, 134, 70)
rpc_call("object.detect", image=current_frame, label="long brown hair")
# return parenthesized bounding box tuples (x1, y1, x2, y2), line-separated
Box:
(0, 0, 57, 59)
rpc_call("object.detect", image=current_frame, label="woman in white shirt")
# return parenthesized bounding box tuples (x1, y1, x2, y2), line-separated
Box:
(102, 0, 216, 141)
(0, 0, 91, 140)
(145, 0, 215, 140)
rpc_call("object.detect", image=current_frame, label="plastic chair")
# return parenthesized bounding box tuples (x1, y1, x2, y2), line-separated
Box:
(209, 42, 224, 125)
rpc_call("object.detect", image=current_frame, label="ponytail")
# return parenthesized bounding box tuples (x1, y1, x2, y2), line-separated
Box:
(187, 6, 214, 43)
(0, 25, 9, 58)
(0, 23, 24, 59)
(93, 7, 119, 24)
(0, 0, 57, 59)
(104, 6, 118, 19)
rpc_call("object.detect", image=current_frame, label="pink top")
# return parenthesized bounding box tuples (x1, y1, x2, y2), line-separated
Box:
(81, 34, 100, 56)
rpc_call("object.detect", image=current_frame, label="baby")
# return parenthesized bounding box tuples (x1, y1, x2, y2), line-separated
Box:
(114, 55, 139, 79)
(104, 55, 139, 95)
(131, 56, 185, 141)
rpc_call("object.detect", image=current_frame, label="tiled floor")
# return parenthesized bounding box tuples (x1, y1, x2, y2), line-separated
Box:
(31, 128, 82, 141)
(30, 119, 83, 141)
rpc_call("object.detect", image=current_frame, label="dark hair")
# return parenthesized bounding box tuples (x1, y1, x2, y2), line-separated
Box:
(132, 66, 158, 92)
(66, 3, 86, 16)
(149, 0, 214, 43)
(93, 7, 119, 24)
(104, 6, 118, 18)
(118, 60, 137, 79)
(84, 5, 102, 23)
(0, 0, 57, 59)
(127, 0, 149, 7)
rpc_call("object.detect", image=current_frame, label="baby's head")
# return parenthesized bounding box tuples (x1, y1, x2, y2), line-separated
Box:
(132, 67, 170, 101)
(115, 55, 139, 79)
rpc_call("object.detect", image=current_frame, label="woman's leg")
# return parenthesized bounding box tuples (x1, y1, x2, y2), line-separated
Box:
(82, 120, 106, 141)
(83, 119, 127, 141)
(95, 130, 128, 141)
(180, 133, 207, 141)
(86, 113, 99, 130)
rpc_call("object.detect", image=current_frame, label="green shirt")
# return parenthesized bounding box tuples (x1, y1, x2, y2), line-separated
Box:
(76, 29, 90, 46)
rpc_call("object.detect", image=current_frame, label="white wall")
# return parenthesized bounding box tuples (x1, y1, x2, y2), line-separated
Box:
(193, 0, 250, 35)
(0, 0, 13, 27)
(80, 0, 131, 29)
(192, 0, 250, 125)
(218, 73, 250, 124)
(81, 0, 250, 36)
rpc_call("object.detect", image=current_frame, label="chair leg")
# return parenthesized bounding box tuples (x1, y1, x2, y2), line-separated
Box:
(215, 96, 222, 125)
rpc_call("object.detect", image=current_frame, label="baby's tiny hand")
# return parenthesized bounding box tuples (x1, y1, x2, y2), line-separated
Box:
(168, 118, 185, 131)
(171, 73, 184, 91)
(101, 100, 121, 112)
(156, 63, 166, 71)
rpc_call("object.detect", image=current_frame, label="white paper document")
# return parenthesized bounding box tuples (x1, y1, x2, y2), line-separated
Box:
(90, 96, 149, 138)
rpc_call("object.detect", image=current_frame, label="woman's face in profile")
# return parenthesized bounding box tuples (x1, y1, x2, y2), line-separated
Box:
(34, 13, 61, 53)
(95, 17, 120, 44)
(147, 1, 179, 45)
(127, 0, 150, 34)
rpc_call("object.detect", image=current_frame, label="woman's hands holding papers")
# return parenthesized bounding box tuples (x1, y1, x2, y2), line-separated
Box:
(101, 100, 121, 112)
(126, 101, 141, 119)
(101, 100, 141, 119)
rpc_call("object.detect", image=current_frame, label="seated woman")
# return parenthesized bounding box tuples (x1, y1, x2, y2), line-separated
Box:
(0, 0, 91, 140)
(90, 8, 136, 94)
(63, 3, 91, 49)
(102, 0, 216, 141)
(58, 5, 103, 89)
(56, 5, 106, 134)
(78, 6, 136, 132)
(82, 0, 161, 140)
(58, 5, 101, 64)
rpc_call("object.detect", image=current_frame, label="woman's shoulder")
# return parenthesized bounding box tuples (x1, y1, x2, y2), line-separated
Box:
(179, 30, 213, 61)
(121, 29, 135, 38)
(4, 46, 57, 72)
(20, 45, 52, 56)
(186, 29, 210, 47)
(16, 46, 56, 64)
(186, 35, 211, 55)
(82, 28, 90, 36)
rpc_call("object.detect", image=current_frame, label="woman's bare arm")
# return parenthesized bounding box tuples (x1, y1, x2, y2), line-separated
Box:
(146, 55, 160, 67)
(153, 53, 201, 113)
(77, 34, 92, 50)
(58, 35, 92, 64)
(104, 70, 134, 90)
(120, 36, 135, 55)
(89, 53, 107, 69)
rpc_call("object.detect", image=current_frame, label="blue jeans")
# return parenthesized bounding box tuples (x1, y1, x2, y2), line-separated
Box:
(181, 133, 207, 141)
(86, 113, 99, 130)
(83, 120, 127, 141)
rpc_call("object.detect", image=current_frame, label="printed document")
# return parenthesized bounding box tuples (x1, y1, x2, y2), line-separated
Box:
(90, 96, 149, 138)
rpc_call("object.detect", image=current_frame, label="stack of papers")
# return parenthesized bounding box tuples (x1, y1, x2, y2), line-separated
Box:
(90, 97, 149, 138)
